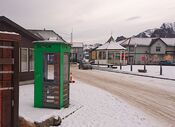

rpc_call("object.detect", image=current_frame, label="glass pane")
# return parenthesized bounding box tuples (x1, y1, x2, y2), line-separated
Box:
(47, 64, 54, 80)
(21, 48, 28, 72)
(44, 54, 54, 80)
(29, 49, 34, 71)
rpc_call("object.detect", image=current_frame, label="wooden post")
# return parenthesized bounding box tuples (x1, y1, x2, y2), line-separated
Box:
(130, 63, 133, 71)
(144, 63, 146, 71)
(123, 50, 126, 65)
(120, 62, 122, 70)
(106, 50, 108, 62)
(0, 32, 20, 127)
(144, 54, 146, 71)
(160, 64, 162, 75)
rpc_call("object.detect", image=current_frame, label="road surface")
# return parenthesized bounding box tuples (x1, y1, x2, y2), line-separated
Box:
(71, 65, 175, 126)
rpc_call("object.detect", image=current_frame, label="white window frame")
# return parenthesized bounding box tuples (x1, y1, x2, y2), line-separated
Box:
(156, 46, 161, 52)
(29, 48, 34, 71)
(19, 48, 21, 72)
(21, 48, 28, 72)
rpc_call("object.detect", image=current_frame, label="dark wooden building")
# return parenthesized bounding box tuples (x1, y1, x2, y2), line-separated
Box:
(0, 31, 20, 127)
(0, 16, 40, 82)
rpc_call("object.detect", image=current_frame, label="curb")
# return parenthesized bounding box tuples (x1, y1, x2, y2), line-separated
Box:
(92, 66, 175, 81)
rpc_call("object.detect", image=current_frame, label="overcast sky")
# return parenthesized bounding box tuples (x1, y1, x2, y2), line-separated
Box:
(1, 0, 175, 43)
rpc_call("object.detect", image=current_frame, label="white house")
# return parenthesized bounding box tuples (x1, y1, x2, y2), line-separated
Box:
(95, 36, 126, 65)
(119, 37, 175, 64)
(70, 42, 84, 62)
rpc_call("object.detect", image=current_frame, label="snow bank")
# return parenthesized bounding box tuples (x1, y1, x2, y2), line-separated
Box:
(94, 65, 175, 80)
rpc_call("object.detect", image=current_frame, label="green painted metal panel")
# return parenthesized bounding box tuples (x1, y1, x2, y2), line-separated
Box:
(34, 41, 71, 109)
(34, 47, 43, 107)
(59, 51, 64, 108)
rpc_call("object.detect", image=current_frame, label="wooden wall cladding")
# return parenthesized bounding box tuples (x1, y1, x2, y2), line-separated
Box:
(0, 32, 20, 127)
(63, 53, 69, 107)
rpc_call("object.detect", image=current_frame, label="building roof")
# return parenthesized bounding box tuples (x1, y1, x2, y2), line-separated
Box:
(28, 29, 66, 42)
(120, 37, 175, 47)
(121, 38, 153, 46)
(97, 42, 109, 50)
(97, 37, 125, 50)
(160, 38, 175, 46)
(72, 42, 83, 48)
(0, 16, 40, 40)
(33, 40, 71, 45)
(116, 39, 127, 44)
(106, 36, 115, 43)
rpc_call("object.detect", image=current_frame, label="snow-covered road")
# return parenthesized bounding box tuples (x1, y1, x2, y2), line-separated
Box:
(72, 65, 175, 126)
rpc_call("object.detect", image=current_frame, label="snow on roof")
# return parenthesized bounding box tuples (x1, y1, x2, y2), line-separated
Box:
(121, 38, 153, 46)
(0, 31, 19, 35)
(83, 44, 96, 50)
(121, 37, 175, 46)
(33, 40, 70, 45)
(97, 40, 125, 50)
(29, 30, 65, 42)
(160, 38, 175, 46)
(108, 42, 126, 50)
(72, 42, 83, 48)
(97, 42, 109, 50)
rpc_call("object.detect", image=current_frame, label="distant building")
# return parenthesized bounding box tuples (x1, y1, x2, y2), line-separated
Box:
(83, 43, 102, 62)
(119, 37, 175, 64)
(89, 43, 102, 62)
(70, 42, 84, 62)
(95, 36, 126, 65)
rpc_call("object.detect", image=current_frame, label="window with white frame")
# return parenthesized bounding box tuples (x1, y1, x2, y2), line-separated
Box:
(21, 48, 28, 72)
(156, 46, 161, 52)
(19, 48, 20, 72)
(29, 48, 34, 71)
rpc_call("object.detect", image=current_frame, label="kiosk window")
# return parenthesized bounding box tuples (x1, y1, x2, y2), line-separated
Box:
(44, 54, 54, 80)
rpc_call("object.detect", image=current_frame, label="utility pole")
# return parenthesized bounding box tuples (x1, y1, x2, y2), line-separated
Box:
(70, 29, 73, 44)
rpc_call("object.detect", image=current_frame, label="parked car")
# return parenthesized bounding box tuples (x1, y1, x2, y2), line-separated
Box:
(78, 60, 92, 70)
(159, 60, 175, 65)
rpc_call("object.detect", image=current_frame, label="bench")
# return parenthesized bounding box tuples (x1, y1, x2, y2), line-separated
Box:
(107, 64, 113, 68)
(138, 69, 147, 73)
(112, 66, 117, 69)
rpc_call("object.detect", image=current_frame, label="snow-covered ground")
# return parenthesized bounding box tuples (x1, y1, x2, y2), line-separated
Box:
(94, 65, 175, 79)
(19, 80, 168, 127)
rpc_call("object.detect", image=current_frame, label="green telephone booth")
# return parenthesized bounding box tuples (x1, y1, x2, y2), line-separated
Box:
(34, 40, 71, 109)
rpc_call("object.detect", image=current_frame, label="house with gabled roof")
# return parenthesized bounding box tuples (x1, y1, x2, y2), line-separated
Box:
(0, 16, 69, 83)
(0, 16, 41, 83)
(119, 37, 175, 64)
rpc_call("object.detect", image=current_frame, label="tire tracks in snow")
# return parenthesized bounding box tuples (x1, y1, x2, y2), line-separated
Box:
(72, 66, 175, 125)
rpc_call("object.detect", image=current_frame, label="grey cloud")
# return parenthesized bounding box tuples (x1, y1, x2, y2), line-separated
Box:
(1, 0, 175, 43)
(126, 16, 141, 21)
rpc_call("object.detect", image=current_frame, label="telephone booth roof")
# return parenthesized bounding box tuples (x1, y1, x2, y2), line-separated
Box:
(33, 40, 71, 45)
